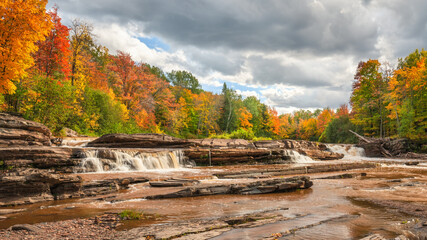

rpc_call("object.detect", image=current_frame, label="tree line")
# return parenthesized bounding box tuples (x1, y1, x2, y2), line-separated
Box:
(1, 1, 425, 143)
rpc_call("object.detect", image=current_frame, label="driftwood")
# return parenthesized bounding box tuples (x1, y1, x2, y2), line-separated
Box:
(349, 130, 393, 158)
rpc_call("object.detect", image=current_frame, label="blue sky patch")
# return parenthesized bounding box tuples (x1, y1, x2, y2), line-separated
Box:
(137, 36, 170, 52)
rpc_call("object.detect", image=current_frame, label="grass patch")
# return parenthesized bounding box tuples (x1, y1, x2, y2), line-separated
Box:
(118, 210, 145, 220)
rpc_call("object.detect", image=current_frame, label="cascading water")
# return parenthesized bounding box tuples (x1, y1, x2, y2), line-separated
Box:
(61, 138, 95, 148)
(284, 149, 317, 163)
(78, 149, 184, 173)
(327, 144, 365, 159)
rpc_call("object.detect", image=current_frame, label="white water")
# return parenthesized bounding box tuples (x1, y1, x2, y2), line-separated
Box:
(327, 144, 365, 159)
(284, 149, 317, 163)
(61, 138, 95, 148)
(79, 149, 184, 173)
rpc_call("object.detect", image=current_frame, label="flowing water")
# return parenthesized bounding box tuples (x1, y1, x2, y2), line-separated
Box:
(78, 149, 184, 172)
(327, 144, 366, 159)
(1, 142, 425, 239)
(284, 149, 317, 163)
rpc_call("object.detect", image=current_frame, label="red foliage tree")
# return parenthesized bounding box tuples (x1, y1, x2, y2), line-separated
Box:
(33, 6, 71, 78)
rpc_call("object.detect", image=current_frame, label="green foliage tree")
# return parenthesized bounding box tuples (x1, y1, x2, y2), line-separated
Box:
(319, 116, 358, 143)
(168, 70, 202, 94)
(351, 60, 388, 137)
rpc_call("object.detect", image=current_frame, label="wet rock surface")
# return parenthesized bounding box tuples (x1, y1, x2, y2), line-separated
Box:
(149, 178, 200, 187)
(0, 168, 148, 206)
(214, 162, 376, 179)
(146, 176, 313, 199)
(0, 168, 82, 206)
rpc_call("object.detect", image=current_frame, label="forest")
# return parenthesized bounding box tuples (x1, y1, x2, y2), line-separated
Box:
(1, 1, 426, 143)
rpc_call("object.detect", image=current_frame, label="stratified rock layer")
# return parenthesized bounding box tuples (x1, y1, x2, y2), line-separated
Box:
(86, 135, 344, 165)
(0, 113, 52, 147)
(0, 168, 146, 206)
(146, 176, 313, 199)
(86, 133, 193, 148)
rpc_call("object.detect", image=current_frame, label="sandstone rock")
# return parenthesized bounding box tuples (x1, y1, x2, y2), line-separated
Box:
(0, 169, 82, 206)
(253, 140, 284, 149)
(0, 209, 26, 215)
(146, 176, 312, 199)
(62, 127, 79, 137)
(9, 224, 41, 232)
(0, 113, 52, 147)
(316, 173, 363, 179)
(189, 138, 255, 148)
(215, 162, 376, 179)
(87, 133, 193, 148)
(184, 148, 289, 165)
(297, 149, 344, 160)
(149, 178, 200, 187)
(0, 147, 81, 171)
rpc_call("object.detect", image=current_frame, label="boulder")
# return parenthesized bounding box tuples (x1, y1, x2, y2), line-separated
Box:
(0, 113, 52, 147)
(9, 224, 41, 232)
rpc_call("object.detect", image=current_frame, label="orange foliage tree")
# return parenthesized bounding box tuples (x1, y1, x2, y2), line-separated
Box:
(316, 108, 335, 136)
(238, 107, 253, 130)
(0, 0, 52, 93)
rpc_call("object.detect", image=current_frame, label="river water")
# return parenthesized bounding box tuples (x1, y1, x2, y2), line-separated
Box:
(1, 142, 426, 239)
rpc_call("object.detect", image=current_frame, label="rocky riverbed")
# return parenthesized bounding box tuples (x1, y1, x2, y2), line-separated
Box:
(1, 113, 426, 239)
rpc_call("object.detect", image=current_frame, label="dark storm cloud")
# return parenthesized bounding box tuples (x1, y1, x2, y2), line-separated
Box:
(51, 0, 378, 56)
(374, 0, 427, 58)
(48, 0, 427, 112)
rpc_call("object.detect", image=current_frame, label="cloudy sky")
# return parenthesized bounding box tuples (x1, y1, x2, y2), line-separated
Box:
(48, 0, 426, 114)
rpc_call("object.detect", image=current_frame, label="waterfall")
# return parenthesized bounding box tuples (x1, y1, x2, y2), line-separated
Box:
(284, 149, 317, 163)
(327, 144, 365, 159)
(78, 149, 184, 173)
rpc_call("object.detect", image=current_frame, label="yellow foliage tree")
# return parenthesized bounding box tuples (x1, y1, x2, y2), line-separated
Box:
(0, 0, 52, 93)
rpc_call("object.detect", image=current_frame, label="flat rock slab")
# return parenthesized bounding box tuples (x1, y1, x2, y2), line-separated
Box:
(0, 209, 26, 215)
(316, 173, 366, 180)
(149, 178, 200, 187)
(146, 176, 312, 199)
(214, 162, 376, 179)
(118, 208, 291, 240)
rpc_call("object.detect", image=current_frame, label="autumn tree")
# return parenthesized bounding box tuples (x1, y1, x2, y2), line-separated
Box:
(351, 60, 388, 137)
(69, 19, 94, 87)
(194, 92, 220, 136)
(108, 51, 139, 109)
(0, 0, 52, 94)
(33, 7, 71, 79)
(237, 107, 253, 130)
(316, 108, 335, 136)
(387, 51, 426, 140)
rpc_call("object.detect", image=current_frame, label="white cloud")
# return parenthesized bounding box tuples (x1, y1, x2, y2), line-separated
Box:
(235, 90, 259, 99)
